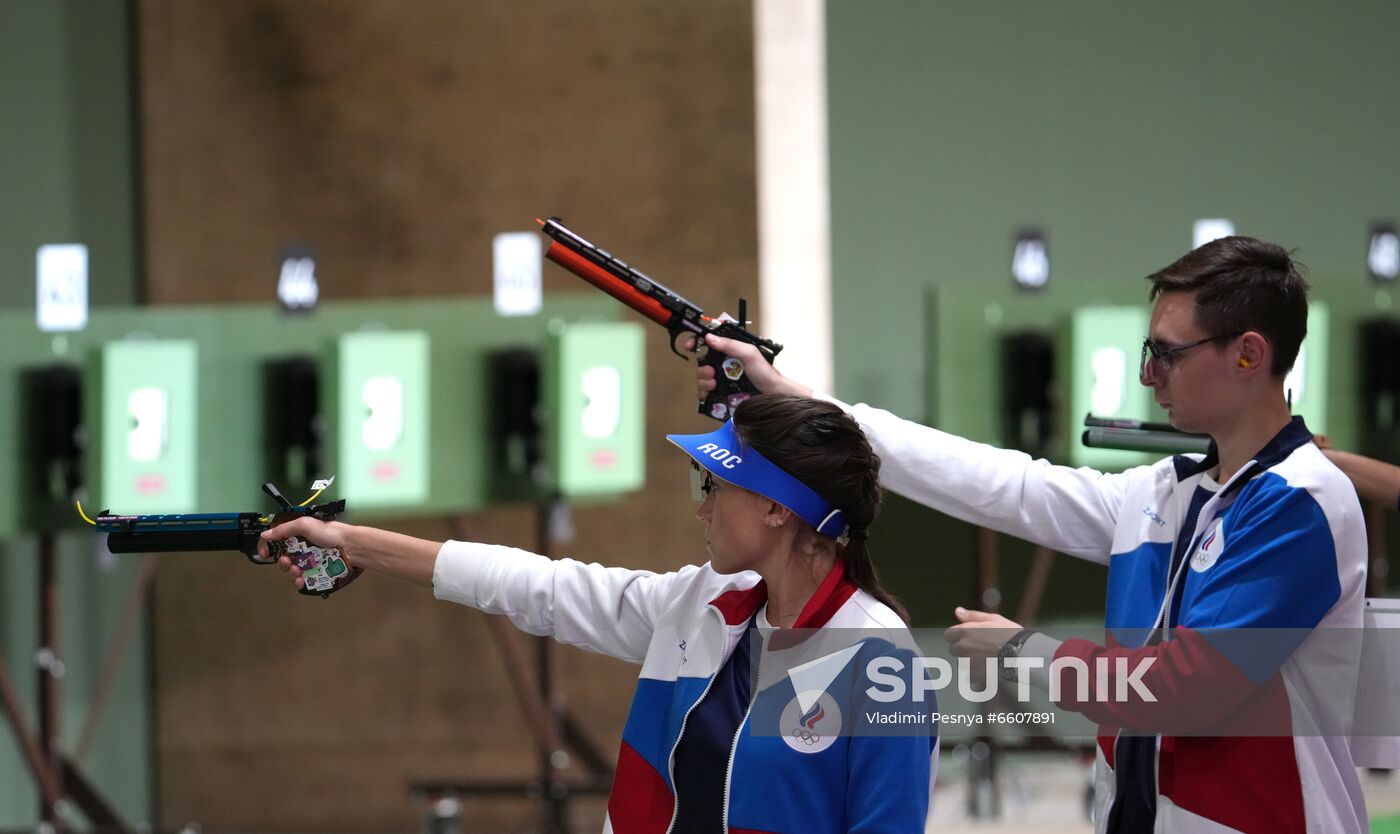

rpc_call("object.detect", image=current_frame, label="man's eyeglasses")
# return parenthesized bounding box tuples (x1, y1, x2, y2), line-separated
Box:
(1140, 332, 1242, 378)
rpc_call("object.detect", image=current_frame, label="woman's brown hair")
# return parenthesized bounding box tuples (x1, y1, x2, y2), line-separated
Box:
(732, 394, 907, 622)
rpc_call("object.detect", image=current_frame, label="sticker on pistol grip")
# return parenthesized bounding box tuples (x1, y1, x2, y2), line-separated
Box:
(284, 536, 351, 593)
(721, 357, 745, 382)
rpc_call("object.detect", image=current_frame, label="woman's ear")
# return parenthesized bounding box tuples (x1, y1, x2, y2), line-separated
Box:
(764, 502, 794, 529)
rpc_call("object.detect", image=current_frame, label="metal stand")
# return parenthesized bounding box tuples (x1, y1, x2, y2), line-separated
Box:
(965, 526, 1094, 821)
(1366, 498, 1391, 597)
(966, 526, 1002, 820)
(0, 532, 142, 833)
(410, 504, 613, 834)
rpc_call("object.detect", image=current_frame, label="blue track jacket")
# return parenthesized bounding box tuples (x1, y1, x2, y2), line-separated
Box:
(432, 542, 938, 833)
(842, 402, 1367, 834)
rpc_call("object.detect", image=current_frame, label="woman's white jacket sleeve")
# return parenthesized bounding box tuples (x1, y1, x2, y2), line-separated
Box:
(432, 540, 692, 664)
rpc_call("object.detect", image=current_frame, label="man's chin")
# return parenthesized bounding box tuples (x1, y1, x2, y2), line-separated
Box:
(1167, 413, 1205, 435)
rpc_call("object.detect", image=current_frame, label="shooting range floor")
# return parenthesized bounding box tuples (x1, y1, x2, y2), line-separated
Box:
(925, 752, 1400, 833)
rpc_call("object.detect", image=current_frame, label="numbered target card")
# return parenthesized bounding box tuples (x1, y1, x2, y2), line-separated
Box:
(1065, 307, 1154, 471)
(542, 321, 646, 497)
(331, 331, 430, 507)
(96, 340, 199, 513)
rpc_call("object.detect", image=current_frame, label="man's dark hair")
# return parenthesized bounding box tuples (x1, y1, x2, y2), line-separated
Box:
(1146, 236, 1310, 377)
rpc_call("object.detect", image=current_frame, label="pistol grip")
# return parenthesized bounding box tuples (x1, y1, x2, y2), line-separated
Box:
(280, 534, 362, 599)
(697, 348, 761, 421)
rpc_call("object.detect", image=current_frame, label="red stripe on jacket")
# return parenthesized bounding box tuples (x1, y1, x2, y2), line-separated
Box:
(608, 740, 675, 834)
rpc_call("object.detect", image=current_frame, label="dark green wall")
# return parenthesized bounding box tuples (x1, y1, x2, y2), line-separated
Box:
(0, 0, 139, 309)
(2, 2, 141, 823)
(827, 1, 1400, 624)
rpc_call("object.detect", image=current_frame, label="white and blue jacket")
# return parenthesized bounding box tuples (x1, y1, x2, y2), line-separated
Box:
(843, 402, 1368, 834)
(432, 541, 938, 834)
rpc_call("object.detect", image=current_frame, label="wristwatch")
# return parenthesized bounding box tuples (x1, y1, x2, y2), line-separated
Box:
(997, 628, 1036, 681)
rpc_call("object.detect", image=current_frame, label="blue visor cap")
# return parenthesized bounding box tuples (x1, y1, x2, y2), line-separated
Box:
(667, 419, 848, 538)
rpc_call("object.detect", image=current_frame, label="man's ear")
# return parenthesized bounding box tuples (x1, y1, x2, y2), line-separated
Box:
(1237, 332, 1269, 374)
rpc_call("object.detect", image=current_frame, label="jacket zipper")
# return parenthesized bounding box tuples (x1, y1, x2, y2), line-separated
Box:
(664, 606, 734, 834)
(1153, 460, 1257, 638)
(1153, 734, 1164, 833)
(1148, 462, 1255, 829)
(1150, 491, 1212, 829)
(721, 623, 763, 833)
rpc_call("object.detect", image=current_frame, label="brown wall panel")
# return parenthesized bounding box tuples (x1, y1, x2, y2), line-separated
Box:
(139, 1, 756, 829)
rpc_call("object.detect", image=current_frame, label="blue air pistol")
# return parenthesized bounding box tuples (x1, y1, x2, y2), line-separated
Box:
(88, 482, 361, 598)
